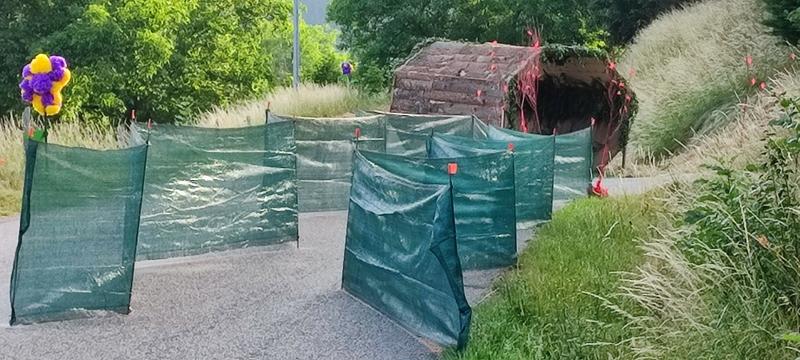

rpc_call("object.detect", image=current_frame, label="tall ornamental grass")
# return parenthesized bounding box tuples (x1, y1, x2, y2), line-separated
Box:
(622, 0, 791, 160)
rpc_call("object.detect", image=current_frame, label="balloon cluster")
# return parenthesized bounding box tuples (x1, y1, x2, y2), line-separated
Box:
(19, 54, 72, 116)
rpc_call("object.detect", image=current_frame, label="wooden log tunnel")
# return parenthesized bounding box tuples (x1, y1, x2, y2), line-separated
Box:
(390, 40, 637, 167)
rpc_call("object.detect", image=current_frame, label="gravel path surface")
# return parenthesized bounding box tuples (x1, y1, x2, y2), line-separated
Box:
(0, 211, 531, 360)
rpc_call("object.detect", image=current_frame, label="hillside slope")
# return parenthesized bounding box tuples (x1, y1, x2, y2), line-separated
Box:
(621, 0, 791, 161)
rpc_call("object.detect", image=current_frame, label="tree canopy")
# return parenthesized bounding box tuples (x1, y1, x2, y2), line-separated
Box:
(328, 0, 696, 90)
(0, 0, 344, 124)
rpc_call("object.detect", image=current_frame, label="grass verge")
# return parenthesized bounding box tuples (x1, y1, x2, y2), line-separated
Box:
(447, 196, 659, 359)
(609, 69, 800, 177)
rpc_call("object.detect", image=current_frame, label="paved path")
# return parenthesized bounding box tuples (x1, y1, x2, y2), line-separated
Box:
(603, 175, 686, 195)
(0, 176, 663, 360)
(0, 211, 531, 360)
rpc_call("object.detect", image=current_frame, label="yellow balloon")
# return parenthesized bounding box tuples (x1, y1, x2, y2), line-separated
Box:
(31, 95, 45, 115)
(45, 105, 61, 116)
(61, 68, 71, 85)
(52, 92, 63, 105)
(52, 70, 71, 92)
(30, 54, 52, 74)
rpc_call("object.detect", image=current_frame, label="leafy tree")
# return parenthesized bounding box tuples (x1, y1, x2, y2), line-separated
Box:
(300, 24, 348, 85)
(327, 0, 454, 90)
(447, 0, 601, 45)
(0, 1, 94, 118)
(0, 0, 344, 124)
(596, 0, 699, 44)
(328, 0, 697, 92)
(762, 0, 800, 44)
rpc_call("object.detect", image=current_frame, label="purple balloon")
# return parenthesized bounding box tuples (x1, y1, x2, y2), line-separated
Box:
(31, 74, 53, 94)
(50, 56, 67, 70)
(49, 67, 65, 82)
(21, 90, 33, 102)
(19, 79, 32, 93)
(22, 64, 31, 78)
(19, 79, 33, 102)
(41, 92, 55, 107)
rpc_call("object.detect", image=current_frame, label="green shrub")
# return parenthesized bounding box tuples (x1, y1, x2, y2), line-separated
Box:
(762, 0, 800, 44)
(613, 95, 800, 358)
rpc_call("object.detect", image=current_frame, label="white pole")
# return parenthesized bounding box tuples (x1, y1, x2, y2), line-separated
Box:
(292, 0, 301, 89)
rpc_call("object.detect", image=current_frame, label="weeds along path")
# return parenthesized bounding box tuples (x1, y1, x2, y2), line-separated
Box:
(447, 196, 661, 360)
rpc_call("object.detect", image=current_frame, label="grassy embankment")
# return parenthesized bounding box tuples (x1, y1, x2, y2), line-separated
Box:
(620, 0, 791, 163)
(457, 0, 800, 358)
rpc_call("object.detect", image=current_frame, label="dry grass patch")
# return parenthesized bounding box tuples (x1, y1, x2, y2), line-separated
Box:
(198, 84, 389, 128)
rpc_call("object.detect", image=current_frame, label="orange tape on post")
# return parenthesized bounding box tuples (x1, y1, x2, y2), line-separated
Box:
(147, 119, 152, 129)
(354, 127, 361, 140)
(131, 109, 136, 122)
(507, 142, 515, 152)
(447, 163, 458, 175)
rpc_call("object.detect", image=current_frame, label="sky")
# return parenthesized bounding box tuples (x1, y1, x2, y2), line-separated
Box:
(300, 0, 331, 25)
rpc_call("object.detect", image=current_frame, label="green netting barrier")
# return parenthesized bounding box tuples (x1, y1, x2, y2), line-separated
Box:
(429, 132, 555, 228)
(272, 112, 490, 212)
(360, 150, 517, 270)
(10, 140, 148, 325)
(479, 126, 556, 224)
(381, 113, 482, 157)
(135, 122, 298, 260)
(343, 151, 471, 348)
(478, 125, 593, 203)
(553, 128, 594, 202)
(272, 114, 385, 212)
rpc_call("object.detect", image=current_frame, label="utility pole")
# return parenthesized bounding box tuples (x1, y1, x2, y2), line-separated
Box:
(292, 0, 301, 89)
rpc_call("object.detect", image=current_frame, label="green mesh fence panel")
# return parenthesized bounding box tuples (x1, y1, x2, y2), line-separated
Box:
(381, 113, 480, 157)
(359, 150, 516, 270)
(271, 114, 385, 212)
(343, 151, 471, 348)
(480, 126, 556, 224)
(429, 133, 555, 228)
(383, 127, 431, 157)
(271, 113, 488, 212)
(10, 140, 148, 325)
(135, 122, 298, 260)
(478, 125, 593, 203)
(553, 128, 593, 202)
